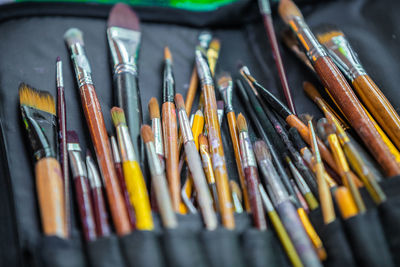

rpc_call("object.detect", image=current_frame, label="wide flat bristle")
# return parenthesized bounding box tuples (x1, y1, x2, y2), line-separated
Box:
(164, 46, 172, 62)
(174, 94, 185, 110)
(111, 106, 126, 127)
(322, 121, 336, 136)
(148, 97, 160, 119)
(107, 3, 140, 31)
(230, 180, 242, 200)
(236, 113, 248, 133)
(216, 72, 232, 89)
(141, 125, 154, 143)
(198, 134, 209, 147)
(314, 24, 344, 44)
(303, 81, 321, 101)
(64, 28, 84, 47)
(217, 100, 224, 110)
(253, 140, 271, 161)
(209, 38, 220, 51)
(278, 0, 303, 25)
(19, 83, 56, 114)
(66, 130, 79, 144)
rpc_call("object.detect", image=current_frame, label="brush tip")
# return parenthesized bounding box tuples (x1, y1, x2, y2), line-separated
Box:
(141, 125, 154, 143)
(19, 83, 56, 114)
(174, 94, 185, 110)
(64, 28, 84, 47)
(278, 0, 303, 25)
(298, 113, 314, 125)
(209, 38, 220, 51)
(253, 140, 271, 161)
(313, 24, 343, 44)
(111, 107, 126, 127)
(322, 121, 336, 136)
(164, 46, 172, 62)
(107, 3, 140, 30)
(66, 130, 80, 144)
(56, 56, 61, 62)
(236, 113, 248, 132)
(216, 71, 232, 90)
(148, 97, 160, 119)
(198, 133, 209, 147)
(195, 109, 204, 117)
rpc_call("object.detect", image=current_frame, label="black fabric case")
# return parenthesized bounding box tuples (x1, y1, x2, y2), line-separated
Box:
(1, 0, 400, 266)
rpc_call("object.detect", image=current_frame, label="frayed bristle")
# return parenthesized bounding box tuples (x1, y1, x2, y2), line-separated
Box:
(299, 113, 314, 125)
(314, 24, 344, 44)
(278, 0, 303, 25)
(253, 140, 271, 161)
(174, 94, 185, 110)
(111, 106, 126, 127)
(164, 46, 172, 62)
(217, 100, 224, 110)
(66, 130, 79, 144)
(209, 38, 220, 51)
(148, 97, 160, 119)
(216, 72, 232, 90)
(236, 113, 248, 132)
(230, 180, 242, 201)
(107, 3, 140, 31)
(64, 28, 84, 47)
(317, 118, 329, 141)
(141, 125, 154, 143)
(19, 83, 56, 114)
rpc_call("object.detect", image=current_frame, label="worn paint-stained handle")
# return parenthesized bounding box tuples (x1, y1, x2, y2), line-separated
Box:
(35, 157, 66, 238)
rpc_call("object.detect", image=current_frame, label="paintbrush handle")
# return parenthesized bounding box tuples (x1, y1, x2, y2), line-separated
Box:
(80, 83, 131, 235)
(114, 162, 136, 229)
(185, 67, 199, 115)
(227, 111, 250, 212)
(352, 74, 400, 149)
(123, 160, 154, 230)
(244, 166, 267, 230)
(162, 102, 180, 212)
(74, 175, 96, 241)
(35, 158, 66, 238)
(90, 186, 111, 237)
(313, 56, 400, 176)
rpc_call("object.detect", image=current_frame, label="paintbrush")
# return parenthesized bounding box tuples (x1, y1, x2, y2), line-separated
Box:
(207, 38, 220, 77)
(176, 94, 218, 230)
(254, 140, 322, 267)
(290, 179, 310, 213)
(258, 0, 296, 114)
(110, 135, 136, 228)
(148, 97, 165, 169)
(334, 186, 358, 219)
(315, 24, 400, 150)
(56, 57, 69, 237)
(278, 0, 400, 177)
(259, 184, 303, 267)
(230, 181, 244, 213)
(107, 3, 144, 169)
(196, 47, 234, 229)
(237, 114, 267, 230)
(67, 131, 96, 241)
(19, 84, 66, 238)
(86, 152, 111, 237)
(217, 72, 250, 212)
(111, 107, 153, 230)
(281, 28, 314, 72)
(141, 125, 178, 229)
(162, 47, 180, 212)
(64, 28, 131, 235)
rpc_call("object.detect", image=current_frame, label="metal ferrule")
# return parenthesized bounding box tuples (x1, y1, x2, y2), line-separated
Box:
(287, 159, 310, 195)
(56, 60, 63, 88)
(239, 132, 257, 168)
(116, 126, 137, 162)
(323, 35, 366, 81)
(258, 0, 271, 15)
(110, 136, 121, 163)
(178, 109, 194, 144)
(259, 184, 274, 212)
(163, 61, 175, 103)
(68, 148, 87, 178)
(86, 155, 102, 188)
(107, 27, 140, 76)
(145, 142, 163, 176)
(259, 159, 289, 204)
(290, 17, 327, 62)
(219, 84, 233, 113)
(69, 42, 93, 87)
(195, 49, 213, 86)
(151, 118, 164, 157)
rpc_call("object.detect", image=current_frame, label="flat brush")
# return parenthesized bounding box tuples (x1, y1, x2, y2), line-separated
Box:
(258, 0, 296, 114)
(207, 38, 220, 77)
(67, 131, 96, 241)
(148, 97, 164, 169)
(141, 125, 178, 229)
(111, 107, 153, 230)
(19, 84, 66, 238)
(86, 152, 111, 237)
(196, 47, 234, 229)
(230, 181, 244, 213)
(217, 72, 250, 212)
(107, 3, 144, 168)
(334, 186, 358, 219)
(65, 28, 131, 235)
(278, 0, 400, 177)
(162, 47, 180, 212)
(176, 94, 218, 230)
(237, 114, 267, 230)
(315, 25, 400, 150)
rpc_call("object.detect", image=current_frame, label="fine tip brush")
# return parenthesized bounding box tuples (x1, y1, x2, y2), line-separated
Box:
(148, 97, 164, 169)
(19, 83, 66, 238)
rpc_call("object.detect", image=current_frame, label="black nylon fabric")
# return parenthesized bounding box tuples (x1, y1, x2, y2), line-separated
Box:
(86, 235, 125, 267)
(0, 0, 400, 266)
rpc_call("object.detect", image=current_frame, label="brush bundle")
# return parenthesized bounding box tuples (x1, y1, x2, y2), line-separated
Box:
(1, 0, 400, 267)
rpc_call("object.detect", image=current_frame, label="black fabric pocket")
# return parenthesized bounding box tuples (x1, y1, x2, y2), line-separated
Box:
(200, 228, 245, 267)
(120, 230, 164, 267)
(161, 228, 207, 267)
(38, 236, 86, 267)
(86, 235, 126, 267)
(241, 228, 288, 267)
(343, 210, 394, 267)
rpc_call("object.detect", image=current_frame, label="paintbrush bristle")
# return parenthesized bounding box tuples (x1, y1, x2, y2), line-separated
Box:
(216, 72, 232, 90)
(209, 38, 220, 51)
(19, 83, 56, 115)
(174, 94, 185, 110)
(107, 3, 140, 31)
(299, 113, 314, 125)
(198, 133, 209, 147)
(56, 56, 61, 62)
(164, 46, 172, 62)
(141, 125, 154, 144)
(317, 118, 329, 141)
(64, 28, 84, 47)
(322, 121, 337, 136)
(148, 97, 160, 119)
(303, 81, 321, 101)
(230, 180, 243, 201)
(111, 107, 126, 127)
(195, 109, 204, 117)
(236, 113, 248, 133)
(239, 65, 256, 83)
(66, 130, 80, 144)
(314, 24, 344, 44)
(278, 0, 303, 25)
(253, 140, 272, 161)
